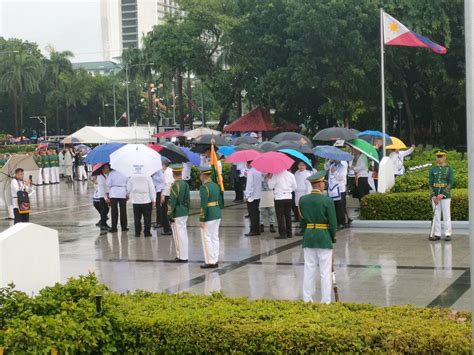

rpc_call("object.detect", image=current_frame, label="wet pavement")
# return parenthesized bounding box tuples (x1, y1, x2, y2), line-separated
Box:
(0, 182, 470, 310)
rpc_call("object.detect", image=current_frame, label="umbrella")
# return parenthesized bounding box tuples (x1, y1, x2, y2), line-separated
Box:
(258, 141, 278, 152)
(180, 147, 201, 166)
(345, 138, 380, 163)
(153, 129, 184, 138)
(85, 143, 124, 164)
(218, 146, 236, 157)
(75, 144, 91, 154)
(35, 143, 49, 151)
(312, 146, 352, 161)
(0, 155, 39, 178)
(225, 150, 261, 164)
(278, 148, 313, 168)
(251, 152, 294, 174)
(62, 136, 80, 144)
(110, 144, 163, 177)
(235, 144, 264, 152)
(358, 130, 393, 145)
(275, 141, 313, 154)
(386, 137, 407, 150)
(271, 132, 312, 146)
(92, 163, 107, 176)
(233, 136, 258, 145)
(149, 142, 188, 163)
(313, 127, 357, 141)
(183, 127, 221, 139)
(193, 134, 229, 146)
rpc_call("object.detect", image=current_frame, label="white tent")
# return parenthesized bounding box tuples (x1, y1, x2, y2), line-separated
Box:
(183, 127, 221, 139)
(64, 126, 156, 144)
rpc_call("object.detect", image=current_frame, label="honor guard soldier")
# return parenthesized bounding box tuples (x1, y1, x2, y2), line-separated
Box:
(429, 150, 455, 241)
(198, 166, 222, 269)
(299, 171, 337, 304)
(168, 164, 191, 263)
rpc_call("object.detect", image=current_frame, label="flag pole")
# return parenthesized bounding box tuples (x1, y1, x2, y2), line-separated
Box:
(380, 8, 386, 157)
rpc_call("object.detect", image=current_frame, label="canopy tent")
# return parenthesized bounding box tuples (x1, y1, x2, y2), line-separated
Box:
(223, 107, 299, 133)
(63, 126, 155, 144)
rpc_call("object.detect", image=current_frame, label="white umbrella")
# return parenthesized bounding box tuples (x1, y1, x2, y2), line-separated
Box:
(110, 144, 162, 177)
(183, 127, 221, 139)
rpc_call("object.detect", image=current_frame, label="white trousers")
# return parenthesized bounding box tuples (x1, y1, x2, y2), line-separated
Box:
(37, 168, 43, 185)
(77, 166, 88, 181)
(171, 216, 189, 260)
(260, 207, 275, 225)
(200, 219, 221, 265)
(432, 198, 452, 237)
(303, 248, 332, 304)
(53, 167, 60, 183)
(43, 167, 51, 184)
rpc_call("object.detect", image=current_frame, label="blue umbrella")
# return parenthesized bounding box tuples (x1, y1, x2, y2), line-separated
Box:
(85, 143, 124, 164)
(218, 145, 236, 157)
(312, 146, 352, 161)
(180, 147, 201, 166)
(278, 148, 313, 168)
(357, 130, 393, 145)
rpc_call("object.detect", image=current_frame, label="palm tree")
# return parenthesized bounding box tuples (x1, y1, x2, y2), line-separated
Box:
(0, 51, 44, 135)
(58, 70, 91, 132)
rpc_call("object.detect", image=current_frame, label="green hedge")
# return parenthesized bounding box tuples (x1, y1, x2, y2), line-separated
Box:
(0, 274, 471, 353)
(360, 189, 468, 220)
(189, 163, 233, 191)
(0, 144, 36, 154)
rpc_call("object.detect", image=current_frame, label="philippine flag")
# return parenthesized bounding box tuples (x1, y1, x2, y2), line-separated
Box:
(383, 11, 447, 54)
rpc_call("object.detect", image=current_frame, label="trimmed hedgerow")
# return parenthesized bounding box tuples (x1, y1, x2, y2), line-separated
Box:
(0, 274, 471, 353)
(360, 189, 468, 220)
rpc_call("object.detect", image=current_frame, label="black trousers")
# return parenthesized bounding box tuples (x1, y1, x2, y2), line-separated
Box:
(274, 199, 293, 237)
(292, 191, 300, 221)
(234, 177, 246, 201)
(13, 208, 29, 224)
(247, 199, 261, 234)
(155, 191, 162, 225)
(161, 195, 171, 233)
(133, 203, 152, 235)
(334, 192, 347, 226)
(99, 198, 110, 227)
(110, 198, 127, 229)
(354, 177, 370, 201)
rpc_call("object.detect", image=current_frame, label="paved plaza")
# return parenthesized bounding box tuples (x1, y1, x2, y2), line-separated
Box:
(0, 182, 470, 310)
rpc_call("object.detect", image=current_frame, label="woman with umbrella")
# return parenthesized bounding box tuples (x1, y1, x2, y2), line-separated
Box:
(350, 148, 370, 201)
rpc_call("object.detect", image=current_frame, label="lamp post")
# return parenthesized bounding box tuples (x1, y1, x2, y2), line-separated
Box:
(397, 100, 404, 138)
(30, 116, 47, 140)
(125, 62, 154, 127)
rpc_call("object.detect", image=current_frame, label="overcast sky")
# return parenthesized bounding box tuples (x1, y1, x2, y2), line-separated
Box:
(0, 0, 104, 62)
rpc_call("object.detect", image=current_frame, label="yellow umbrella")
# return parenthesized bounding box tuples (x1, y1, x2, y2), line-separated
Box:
(386, 137, 407, 150)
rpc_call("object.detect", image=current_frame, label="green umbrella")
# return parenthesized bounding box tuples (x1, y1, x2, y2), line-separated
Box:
(345, 138, 380, 163)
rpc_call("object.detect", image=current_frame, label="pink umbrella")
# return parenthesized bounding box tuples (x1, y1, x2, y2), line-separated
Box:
(225, 150, 261, 164)
(153, 129, 184, 138)
(251, 152, 294, 174)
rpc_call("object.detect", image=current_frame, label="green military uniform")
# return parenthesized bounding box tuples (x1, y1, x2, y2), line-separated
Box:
(168, 179, 191, 218)
(429, 164, 455, 199)
(41, 153, 51, 169)
(299, 171, 337, 304)
(199, 180, 222, 222)
(0, 158, 7, 168)
(50, 153, 60, 168)
(33, 155, 43, 169)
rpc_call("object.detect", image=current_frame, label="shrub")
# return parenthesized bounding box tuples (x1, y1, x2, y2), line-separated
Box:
(189, 163, 233, 191)
(360, 189, 468, 220)
(0, 144, 36, 155)
(0, 274, 471, 353)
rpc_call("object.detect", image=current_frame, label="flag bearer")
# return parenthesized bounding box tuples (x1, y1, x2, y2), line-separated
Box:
(429, 150, 455, 241)
(299, 171, 337, 304)
(198, 166, 222, 269)
(168, 164, 191, 262)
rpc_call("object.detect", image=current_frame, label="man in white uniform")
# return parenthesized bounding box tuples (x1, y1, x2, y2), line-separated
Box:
(389, 145, 415, 176)
(160, 160, 174, 235)
(244, 161, 262, 236)
(106, 169, 129, 232)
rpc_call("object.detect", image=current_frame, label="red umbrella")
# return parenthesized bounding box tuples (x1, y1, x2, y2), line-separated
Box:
(35, 143, 49, 151)
(251, 152, 294, 174)
(153, 129, 184, 138)
(225, 150, 261, 164)
(148, 143, 164, 153)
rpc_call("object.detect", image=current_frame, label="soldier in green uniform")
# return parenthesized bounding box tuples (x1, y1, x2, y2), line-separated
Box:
(168, 164, 191, 263)
(299, 171, 337, 304)
(33, 151, 43, 185)
(49, 149, 60, 184)
(198, 166, 222, 269)
(41, 149, 51, 184)
(429, 149, 455, 241)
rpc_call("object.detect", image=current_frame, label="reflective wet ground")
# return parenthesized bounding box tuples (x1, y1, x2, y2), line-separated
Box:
(0, 182, 470, 310)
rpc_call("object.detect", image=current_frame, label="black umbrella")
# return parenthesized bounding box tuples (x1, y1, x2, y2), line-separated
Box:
(235, 143, 264, 152)
(233, 136, 258, 145)
(271, 132, 313, 147)
(194, 134, 229, 146)
(313, 127, 358, 141)
(258, 141, 278, 152)
(275, 141, 313, 154)
(157, 142, 189, 163)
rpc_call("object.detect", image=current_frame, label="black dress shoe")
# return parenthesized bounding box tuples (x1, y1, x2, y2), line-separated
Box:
(429, 235, 441, 241)
(172, 257, 188, 263)
(200, 263, 218, 269)
(161, 231, 172, 236)
(245, 232, 260, 237)
(100, 225, 109, 231)
(122, 228, 129, 232)
(108, 228, 118, 233)
(95, 221, 101, 227)
(244, 215, 249, 218)
(287, 234, 293, 238)
(269, 225, 276, 233)
(445, 235, 452, 242)
(144, 233, 152, 237)
(135, 233, 141, 237)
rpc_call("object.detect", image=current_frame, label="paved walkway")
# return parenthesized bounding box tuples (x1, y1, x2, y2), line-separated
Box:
(0, 182, 470, 309)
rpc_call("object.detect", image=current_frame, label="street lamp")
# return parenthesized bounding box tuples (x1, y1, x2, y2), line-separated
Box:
(397, 100, 404, 138)
(30, 116, 47, 140)
(269, 108, 276, 115)
(125, 62, 154, 127)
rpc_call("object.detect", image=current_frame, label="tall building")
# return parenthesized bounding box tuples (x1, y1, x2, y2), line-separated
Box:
(101, 0, 180, 59)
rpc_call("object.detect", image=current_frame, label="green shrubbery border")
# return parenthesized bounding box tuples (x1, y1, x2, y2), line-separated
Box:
(0, 274, 471, 353)
(360, 189, 468, 220)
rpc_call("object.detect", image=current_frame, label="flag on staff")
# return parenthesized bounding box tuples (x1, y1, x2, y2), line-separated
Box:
(210, 143, 224, 205)
(383, 11, 447, 54)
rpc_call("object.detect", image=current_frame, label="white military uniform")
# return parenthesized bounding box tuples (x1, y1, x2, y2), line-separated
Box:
(328, 161, 348, 200)
(389, 146, 415, 176)
(201, 219, 220, 265)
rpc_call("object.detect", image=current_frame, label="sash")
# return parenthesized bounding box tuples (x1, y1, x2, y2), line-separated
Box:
(328, 181, 341, 201)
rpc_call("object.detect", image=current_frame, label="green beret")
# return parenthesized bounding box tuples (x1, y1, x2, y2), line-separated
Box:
(198, 166, 212, 174)
(307, 170, 326, 183)
(170, 164, 184, 172)
(435, 149, 447, 156)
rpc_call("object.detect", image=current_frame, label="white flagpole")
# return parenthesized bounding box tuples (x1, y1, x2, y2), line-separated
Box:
(380, 8, 386, 157)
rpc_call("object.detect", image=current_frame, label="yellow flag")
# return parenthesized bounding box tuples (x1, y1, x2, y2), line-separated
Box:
(210, 143, 224, 192)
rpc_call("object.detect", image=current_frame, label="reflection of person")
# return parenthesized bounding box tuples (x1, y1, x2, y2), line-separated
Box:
(244, 161, 262, 236)
(127, 174, 156, 237)
(267, 170, 297, 239)
(199, 167, 222, 269)
(299, 171, 337, 304)
(11, 168, 32, 224)
(168, 164, 190, 262)
(429, 150, 455, 242)
(389, 145, 415, 176)
(106, 169, 129, 233)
